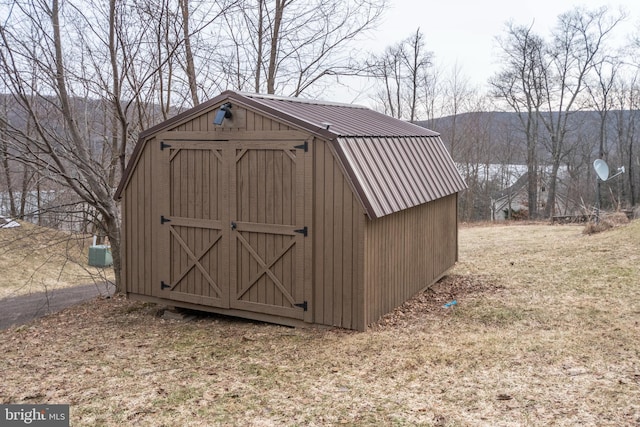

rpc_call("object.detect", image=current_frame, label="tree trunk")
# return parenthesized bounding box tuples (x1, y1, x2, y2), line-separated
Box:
(545, 158, 560, 218)
(255, 0, 264, 93)
(19, 165, 29, 219)
(526, 115, 539, 219)
(179, 0, 199, 106)
(629, 138, 636, 206)
(0, 136, 17, 217)
(36, 177, 41, 226)
(104, 213, 122, 291)
(267, 0, 286, 94)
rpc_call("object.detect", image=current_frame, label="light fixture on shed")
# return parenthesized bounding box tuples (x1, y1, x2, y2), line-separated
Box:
(213, 102, 232, 125)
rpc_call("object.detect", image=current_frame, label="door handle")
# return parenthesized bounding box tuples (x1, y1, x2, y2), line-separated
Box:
(231, 221, 237, 230)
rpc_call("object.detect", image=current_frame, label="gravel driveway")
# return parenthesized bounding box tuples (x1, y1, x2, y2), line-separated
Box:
(0, 282, 115, 330)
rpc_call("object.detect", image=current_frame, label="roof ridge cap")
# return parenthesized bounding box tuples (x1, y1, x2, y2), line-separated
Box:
(238, 91, 367, 109)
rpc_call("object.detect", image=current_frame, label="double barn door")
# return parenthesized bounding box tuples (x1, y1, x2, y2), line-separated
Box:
(157, 134, 310, 320)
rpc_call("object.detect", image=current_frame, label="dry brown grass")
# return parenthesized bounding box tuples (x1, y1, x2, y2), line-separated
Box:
(0, 221, 114, 298)
(1, 221, 639, 426)
(583, 212, 631, 236)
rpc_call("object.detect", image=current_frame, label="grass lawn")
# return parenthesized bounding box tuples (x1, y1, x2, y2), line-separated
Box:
(1, 221, 639, 426)
(0, 222, 114, 299)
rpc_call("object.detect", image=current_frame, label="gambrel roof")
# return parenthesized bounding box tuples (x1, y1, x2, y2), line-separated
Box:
(116, 91, 466, 219)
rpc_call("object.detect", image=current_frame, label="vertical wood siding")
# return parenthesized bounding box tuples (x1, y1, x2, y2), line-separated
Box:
(229, 141, 307, 319)
(363, 193, 458, 327)
(173, 106, 287, 133)
(123, 136, 159, 296)
(120, 100, 460, 331)
(313, 140, 366, 330)
(163, 143, 227, 307)
(121, 106, 293, 296)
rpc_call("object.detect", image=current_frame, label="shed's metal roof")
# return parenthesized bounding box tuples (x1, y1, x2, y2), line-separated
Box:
(336, 136, 466, 218)
(116, 91, 466, 218)
(239, 92, 466, 218)
(243, 92, 439, 138)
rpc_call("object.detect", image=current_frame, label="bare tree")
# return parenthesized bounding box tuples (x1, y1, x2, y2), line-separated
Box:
(586, 56, 621, 210)
(367, 28, 434, 121)
(401, 28, 432, 121)
(441, 63, 477, 157)
(0, 96, 17, 217)
(451, 107, 495, 222)
(368, 44, 404, 118)
(612, 72, 640, 207)
(538, 6, 623, 218)
(491, 7, 624, 219)
(223, 0, 386, 96)
(179, 0, 199, 106)
(491, 22, 547, 219)
(0, 0, 157, 289)
(419, 60, 442, 128)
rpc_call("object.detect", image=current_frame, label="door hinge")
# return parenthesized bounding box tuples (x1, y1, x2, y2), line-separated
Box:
(294, 301, 308, 311)
(161, 281, 171, 290)
(161, 215, 171, 224)
(294, 226, 308, 237)
(294, 141, 308, 152)
(160, 141, 172, 150)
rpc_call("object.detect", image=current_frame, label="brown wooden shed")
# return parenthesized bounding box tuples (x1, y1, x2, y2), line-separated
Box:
(114, 91, 466, 331)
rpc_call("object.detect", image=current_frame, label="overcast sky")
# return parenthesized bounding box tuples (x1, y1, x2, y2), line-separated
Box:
(338, 0, 640, 105)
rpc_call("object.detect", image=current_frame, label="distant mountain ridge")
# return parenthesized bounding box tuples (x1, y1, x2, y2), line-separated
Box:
(414, 110, 637, 165)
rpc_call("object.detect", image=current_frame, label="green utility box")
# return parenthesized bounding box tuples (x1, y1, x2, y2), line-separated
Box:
(88, 245, 113, 267)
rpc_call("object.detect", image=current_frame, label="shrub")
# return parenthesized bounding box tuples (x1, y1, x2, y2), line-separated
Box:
(502, 208, 529, 221)
(582, 211, 629, 235)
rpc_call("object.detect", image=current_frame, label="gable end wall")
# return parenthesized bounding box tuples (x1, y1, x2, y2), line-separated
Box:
(121, 135, 162, 297)
(121, 104, 297, 297)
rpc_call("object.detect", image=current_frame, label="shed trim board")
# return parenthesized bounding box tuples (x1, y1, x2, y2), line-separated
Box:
(127, 293, 313, 329)
(116, 90, 466, 330)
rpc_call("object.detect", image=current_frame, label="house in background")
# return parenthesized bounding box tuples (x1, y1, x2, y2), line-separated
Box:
(490, 171, 575, 221)
(490, 173, 534, 220)
(115, 91, 467, 330)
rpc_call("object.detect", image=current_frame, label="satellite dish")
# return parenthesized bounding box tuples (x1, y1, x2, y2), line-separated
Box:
(593, 159, 610, 181)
